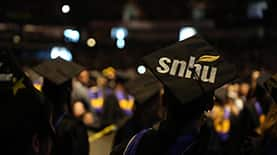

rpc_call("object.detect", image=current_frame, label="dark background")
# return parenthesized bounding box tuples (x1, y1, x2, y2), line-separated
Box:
(0, 0, 276, 76)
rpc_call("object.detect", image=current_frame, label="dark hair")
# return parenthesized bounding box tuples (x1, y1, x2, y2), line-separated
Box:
(134, 91, 163, 127)
(164, 87, 214, 123)
(42, 79, 72, 122)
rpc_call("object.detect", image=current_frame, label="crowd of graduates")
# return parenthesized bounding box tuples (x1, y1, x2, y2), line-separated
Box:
(206, 70, 276, 154)
(1, 35, 277, 155)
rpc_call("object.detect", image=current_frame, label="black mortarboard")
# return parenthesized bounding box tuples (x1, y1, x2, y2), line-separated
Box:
(125, 71, 162, 104)
(115, 70, 131, 84)
(142, 35, 237, 105)
(264, 73, 277, 103)
(33, 57, 84, 85)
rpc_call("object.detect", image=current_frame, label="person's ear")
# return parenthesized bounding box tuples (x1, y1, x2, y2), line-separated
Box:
(32, 133, 40, 154)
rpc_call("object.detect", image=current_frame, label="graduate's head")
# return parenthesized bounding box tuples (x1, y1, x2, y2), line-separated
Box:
(163, 87, 214, 122)
(33, 57, 84, 120)
(42, 79, 72, 106)
(254, 72, 276, 114)
(0, 51, 54, 155)
(255, 72, 271, 99)
(239, 81, 250, 98)
(34, 57, 84, 102)
(77, 69, 90, 86)
(96, 75, 108, 87)
(214, 85, 228, 106)
(126, 71, 165, 125)
(142, 35, 237, 122)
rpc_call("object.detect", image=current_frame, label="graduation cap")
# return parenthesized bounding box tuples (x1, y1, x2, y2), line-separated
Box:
(264, 73, 277, 103)
(115, 70, 132, 84)
(125, 71, 163, 105)
(33, 57, 85, 85)
(90, 70, 102, 79)
(142, 35, 237, 105)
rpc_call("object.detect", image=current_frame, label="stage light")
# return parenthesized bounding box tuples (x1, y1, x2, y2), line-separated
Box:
(111, 27, 128, 40)
(64, 29, 80, 43)
(137, 65, 146, 74)
(87, 38, 96, 47)
(50, 46, 72, 61)
(179, 27, 197, 41)
(116, 29, 126, 40)
(62, 4, 70, 14)
(116, 39, 125, 49)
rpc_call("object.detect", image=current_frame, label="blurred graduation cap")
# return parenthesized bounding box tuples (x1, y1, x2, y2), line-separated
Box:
(142, 35, 237, 105)
(23, 66, 42, 83)
(125, 71, 163, 105)
(0, 50, 54, 136)
(115, 70, 132, 84)
(264, 73, 277, 103)
(33, 57, 85, 85)
(90, 70, 102, 79)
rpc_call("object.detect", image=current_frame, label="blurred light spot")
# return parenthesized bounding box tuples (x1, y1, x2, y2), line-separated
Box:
(64, 29, 80, 43)
(23, 24, 36, 32)
(13, 35, 21, 44)
(50, 46, 72, 61)
(111, 27, 128, 40)
(137, 65, 146, 74)
(116, 39, 125, 49)
(87, 38, 96, 47)
(62, 4, 70, 14)
(179, 27, 197, 41)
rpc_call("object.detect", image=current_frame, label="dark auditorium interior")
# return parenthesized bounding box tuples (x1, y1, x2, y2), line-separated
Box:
(0, 0, 277, 155)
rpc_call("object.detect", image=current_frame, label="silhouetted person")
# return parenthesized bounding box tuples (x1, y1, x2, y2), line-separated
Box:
(34, 57, 89, 155)
(113, 72, 164, 147)
(111, 35, 237, 155)
(0, 51, 54, 155)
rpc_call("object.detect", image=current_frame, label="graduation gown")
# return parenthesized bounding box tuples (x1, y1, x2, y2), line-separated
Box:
(111, 120, 215, 155)
(54, 114, 89, 155)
